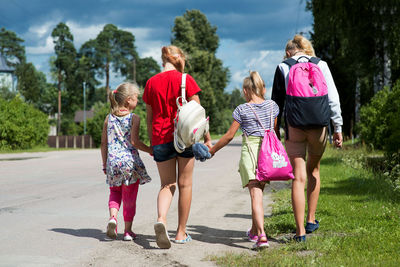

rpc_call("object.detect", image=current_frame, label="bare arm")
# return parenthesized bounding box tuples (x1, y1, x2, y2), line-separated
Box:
(188, 94, 212, 148)
(131, 114, 153, 154)
(209, 120, 240, 155)
(100, 117, 108, 174)
(145, 104, 153, 147)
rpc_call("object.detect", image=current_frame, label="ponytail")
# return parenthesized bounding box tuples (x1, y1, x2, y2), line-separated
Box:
(243, 71, 265, 99)
(161, 45, 186, 73)
(285, 34, 316, 58)
(109, 82, 140, 115)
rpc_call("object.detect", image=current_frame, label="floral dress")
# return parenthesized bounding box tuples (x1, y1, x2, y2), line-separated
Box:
(106, 113, 151, 187)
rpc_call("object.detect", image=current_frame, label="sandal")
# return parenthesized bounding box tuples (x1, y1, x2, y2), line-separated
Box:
(173, 233, 192, 244)
(246, 229, 258, 242)
(154, 222, 171, 249)
(252, 234, 269, 250)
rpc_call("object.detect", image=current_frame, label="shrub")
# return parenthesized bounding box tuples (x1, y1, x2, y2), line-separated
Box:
(358, 80, 400, 153)
(87, 102, 109, 147)
(0, 96, 49, 150)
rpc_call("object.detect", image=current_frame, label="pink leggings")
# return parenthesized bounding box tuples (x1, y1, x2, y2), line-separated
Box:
(108, 180, 140, 222)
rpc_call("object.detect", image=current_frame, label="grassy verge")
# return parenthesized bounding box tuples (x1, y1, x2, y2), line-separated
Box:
(211, 145, 400, 266)
(0, 146, 81, 154)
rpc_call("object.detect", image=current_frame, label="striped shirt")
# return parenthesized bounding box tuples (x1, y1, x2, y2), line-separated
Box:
(233, 100, 280, 137)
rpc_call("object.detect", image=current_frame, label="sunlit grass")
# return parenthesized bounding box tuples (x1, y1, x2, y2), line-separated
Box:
(210, 145, 400, 266)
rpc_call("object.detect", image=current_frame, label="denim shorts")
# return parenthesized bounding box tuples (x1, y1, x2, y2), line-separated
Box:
(152, 142, 194, 162)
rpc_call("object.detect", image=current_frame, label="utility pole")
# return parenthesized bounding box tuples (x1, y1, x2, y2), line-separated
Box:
(83, 82, 87, 135)
(132, 57, 136, 83)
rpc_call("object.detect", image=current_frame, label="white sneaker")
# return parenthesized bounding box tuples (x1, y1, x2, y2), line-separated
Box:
(106, 216, 117, 239)
(123, 231, 136, 241)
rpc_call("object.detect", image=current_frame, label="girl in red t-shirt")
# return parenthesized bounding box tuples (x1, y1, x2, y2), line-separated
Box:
(143, 45, 211, 248)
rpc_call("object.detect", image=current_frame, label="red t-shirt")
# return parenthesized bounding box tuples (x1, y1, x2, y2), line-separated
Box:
(143, 70, 201, 146)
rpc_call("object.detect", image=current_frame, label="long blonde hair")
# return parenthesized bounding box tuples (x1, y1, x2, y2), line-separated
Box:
(285, 34, 316, 59)
(161, 45, 186, 73)
(243, 71, 265, 99)
(109, 82, 140, 115)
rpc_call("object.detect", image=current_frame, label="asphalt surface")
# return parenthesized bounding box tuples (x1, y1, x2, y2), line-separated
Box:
(0, 137, 282, 266)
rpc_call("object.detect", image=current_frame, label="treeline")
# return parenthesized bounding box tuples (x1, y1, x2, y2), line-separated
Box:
(0, 10, 246, 149)
(307, 0, 399, 190)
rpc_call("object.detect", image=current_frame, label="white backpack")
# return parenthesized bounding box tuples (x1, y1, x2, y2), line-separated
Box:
(174, 74, 209, 153)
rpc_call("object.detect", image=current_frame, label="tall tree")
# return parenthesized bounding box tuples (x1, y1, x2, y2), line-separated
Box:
(0, 27, 25, 65)
(82, 24, 138, 99)
(51, 22, 77, 135)
(307, 0, 400, 137)
(172, 10, 230, 133)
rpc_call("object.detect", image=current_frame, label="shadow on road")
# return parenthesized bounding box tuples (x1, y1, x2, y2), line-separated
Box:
(185, 224, 250, 249)
(50, 228, 111, 242)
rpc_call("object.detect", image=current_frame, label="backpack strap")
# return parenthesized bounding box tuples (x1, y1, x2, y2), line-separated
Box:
(283, 58, 297, 67)
(181, 73, 187, 101)
(284, 56, 321, 66)
(246, 103, 274, 131)
(309, 57, 321, 64)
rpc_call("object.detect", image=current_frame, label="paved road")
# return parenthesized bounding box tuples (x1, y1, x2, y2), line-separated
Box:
(0, 137, 281, 266)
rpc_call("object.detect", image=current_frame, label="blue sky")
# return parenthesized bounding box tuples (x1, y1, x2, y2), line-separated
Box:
(0, 0, 313, 93)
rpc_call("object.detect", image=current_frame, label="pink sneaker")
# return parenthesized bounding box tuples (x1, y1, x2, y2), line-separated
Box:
(123, 231, 137, 241)
(246, 229, 258, 242)
(252, 234, 269, 250)
(106, 216, 117, 239)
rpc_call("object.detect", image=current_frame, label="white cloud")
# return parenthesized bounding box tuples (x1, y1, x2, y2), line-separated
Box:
(26, 36, 54, 54)
(218, 38, 284, 94)
(66, 21, 104, 47)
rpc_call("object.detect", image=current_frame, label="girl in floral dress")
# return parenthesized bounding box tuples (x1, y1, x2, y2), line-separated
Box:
(100, 82, 152, 241)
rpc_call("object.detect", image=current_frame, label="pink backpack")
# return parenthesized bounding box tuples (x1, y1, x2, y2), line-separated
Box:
(247, 104, 294, 181)
(284, 56, 330, 128)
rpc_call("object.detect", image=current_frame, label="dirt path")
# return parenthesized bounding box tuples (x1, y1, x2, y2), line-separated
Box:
(0, 137, 283, 266)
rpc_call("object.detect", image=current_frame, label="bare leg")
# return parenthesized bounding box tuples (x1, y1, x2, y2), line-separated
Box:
(306, 155, 322, 223)
(156, 158, 177, 226)
(109, 207, 118, 219)
(175, 156, 195, 241)
(291, 156, 307, 237)
(248, 181, 267, 241)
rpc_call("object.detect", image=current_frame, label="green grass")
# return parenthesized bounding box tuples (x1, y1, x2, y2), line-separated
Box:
(211, 145, 400, 266)
(0, 146, 79, 154)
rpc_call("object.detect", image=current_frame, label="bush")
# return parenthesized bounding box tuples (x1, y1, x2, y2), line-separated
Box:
(0, 96, 49, 150)
(87, 102, 109, 147)
(358, 80, 400, 153)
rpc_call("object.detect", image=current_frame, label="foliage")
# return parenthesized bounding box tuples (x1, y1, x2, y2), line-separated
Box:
(0, 27, 26, 65)
(51, 22, 79, 116)
(87, 102, 109, 147)
(172, 10, 230, 133)
(358, 80, 400, 153)
(307, 0, 400, 137)
(212, 146, 400, 266)
(0, 96, 49, 150)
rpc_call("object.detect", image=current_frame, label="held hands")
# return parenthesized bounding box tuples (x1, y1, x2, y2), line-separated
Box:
(333, 132, 343, 148)
(192, 143, 212, 162)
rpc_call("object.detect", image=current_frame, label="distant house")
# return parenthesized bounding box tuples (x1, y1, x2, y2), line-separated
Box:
(0, 55, 16, 91)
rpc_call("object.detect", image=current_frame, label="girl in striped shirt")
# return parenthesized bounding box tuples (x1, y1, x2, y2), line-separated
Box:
(210, 71, 279, 250)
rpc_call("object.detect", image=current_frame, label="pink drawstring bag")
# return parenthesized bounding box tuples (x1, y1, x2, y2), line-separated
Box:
(247, 105, 294, 181)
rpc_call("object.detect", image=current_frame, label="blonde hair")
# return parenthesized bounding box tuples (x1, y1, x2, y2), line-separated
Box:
(243, 71, 265, 99)
(109, 82, 140, 115)
(285, 34, 316, 59)
(161, 45, 186, 73)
